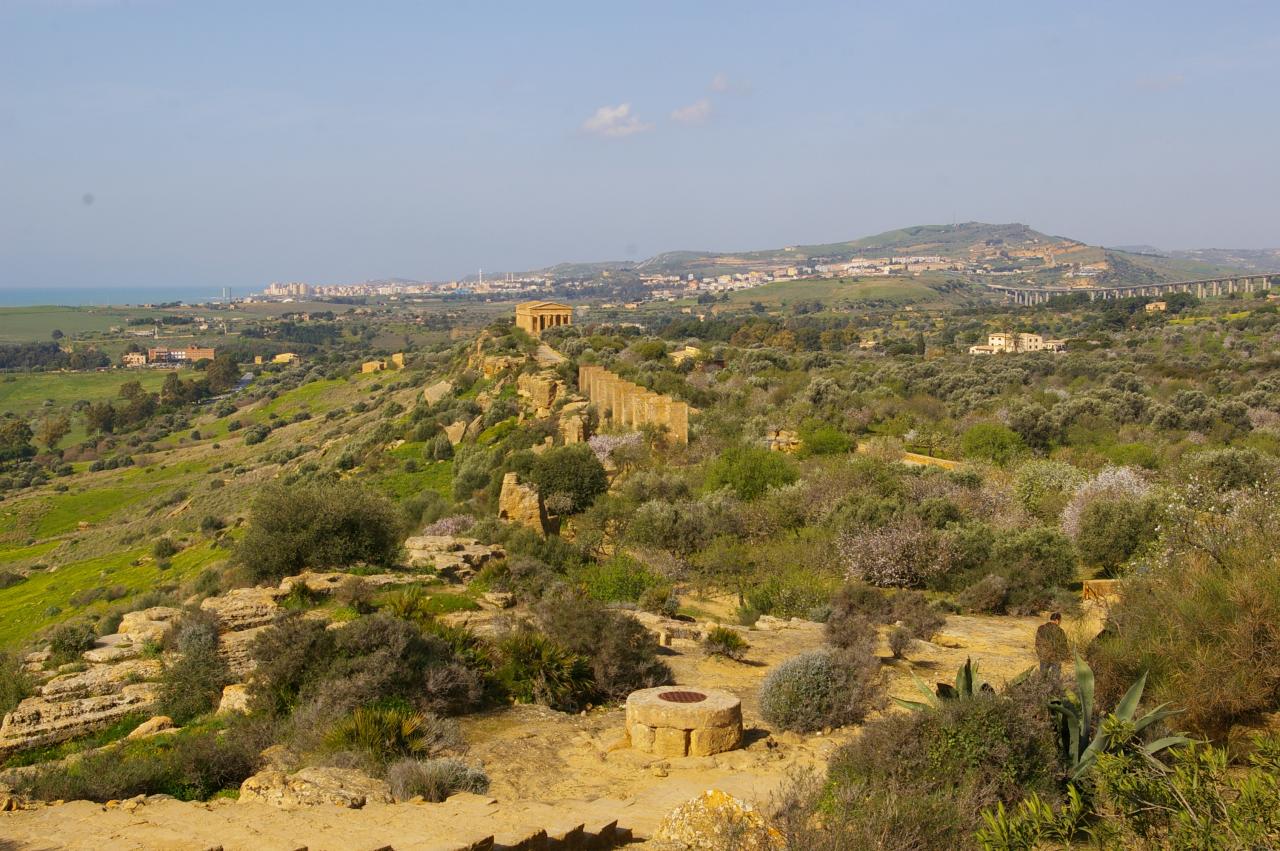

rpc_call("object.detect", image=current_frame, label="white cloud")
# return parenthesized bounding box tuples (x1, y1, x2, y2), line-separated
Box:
(710, 72, 731, 93)
(670, 98, 711, 124)
(580, 103, 651, 138)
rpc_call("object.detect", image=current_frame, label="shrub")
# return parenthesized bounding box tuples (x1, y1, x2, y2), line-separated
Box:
(248, 615, 338, 715)
(955, 573, 1010, 614)
(421, 662, 486, 717)
(959, 422, 1024, 465)
(703, 626, 749, 661)
(1060, 466, 1149, 539)
(324, 706, 460, 768)
(14, 717, 272, 802)
(760, 649, 882, 733)
(1092, 486, 1280, 738)
(199, 515, 227, 534)
(1183, 447, 1274, 492)
(1013, 460, 1087, 522)
(335, 576, 375, 614)
(637, 584, 678, 617)
(48, 620, 97, 658)
(1, 650, 33, 715)
(536, 591, 671, 701)
(237, 480, 403, 581)
(800, 425, 853, 456)
(987, 526, 1078, 614)
(576, 553, 663, 603)
(789, 685, 1060, 850)
(158, 611, 228, 723)
(529, 443, 608, 515)
(494, 631, 595, 712)
(242, 423, 270, 445)
(153, 537, 180, 559)
(887, 625, 913, 659)
(705, 445, 797, 500)
(827, 583, 944, 644)
(386, 757, 489, 802)
(1073, 496, 1160, 575)
(839, 517, 953, 588)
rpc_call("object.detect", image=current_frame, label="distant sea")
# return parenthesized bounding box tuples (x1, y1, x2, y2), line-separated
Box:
(0, 286, 236, 308)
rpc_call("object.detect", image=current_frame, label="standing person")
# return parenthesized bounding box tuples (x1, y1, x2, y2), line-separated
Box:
(1035, 612, 1070, 678)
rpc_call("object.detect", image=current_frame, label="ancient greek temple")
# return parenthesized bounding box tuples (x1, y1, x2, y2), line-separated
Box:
(515, 301, 573, 336)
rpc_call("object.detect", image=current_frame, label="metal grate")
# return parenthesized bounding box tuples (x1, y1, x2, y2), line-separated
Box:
(658, 690, 707, 704)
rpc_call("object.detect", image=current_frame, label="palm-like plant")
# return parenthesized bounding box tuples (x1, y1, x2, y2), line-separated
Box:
(325, 705, 458, 765)
(1050, 654, 1192, 780)
(894, 656, 991, 710)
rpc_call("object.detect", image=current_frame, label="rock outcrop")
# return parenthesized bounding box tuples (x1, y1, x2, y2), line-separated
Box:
(498, 472, 545, 533)
(0, 681, 158, 757)
(764, 429, 801, 453)
(239, 766, 394, 809)
(403, 536, 503, 581)
(200, 587, 281, 632)
(423, 379, 453, 405)
(517, 371, 562, 416)
(559, 400, 590, 445)
(651, 790, 784, 850)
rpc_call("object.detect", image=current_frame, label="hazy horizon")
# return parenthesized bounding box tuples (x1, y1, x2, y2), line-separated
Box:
(3, 1, 1278, 292)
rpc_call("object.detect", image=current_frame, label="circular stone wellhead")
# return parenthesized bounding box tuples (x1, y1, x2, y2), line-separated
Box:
(625, 686, 743, 757)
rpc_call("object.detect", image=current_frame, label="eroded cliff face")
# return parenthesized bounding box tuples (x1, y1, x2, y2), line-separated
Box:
(498, 471, 546, 534)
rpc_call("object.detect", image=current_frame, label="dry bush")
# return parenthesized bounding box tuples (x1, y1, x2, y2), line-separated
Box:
(1093, 486, 1280, 738)
(774, 686, 1060, 850)
(760, 649, 882, 733)
(386, 757, 488, 802)
(887, 625, 914, 659)
(955, 573, 1009, 614)
(839, 517, 954, 588)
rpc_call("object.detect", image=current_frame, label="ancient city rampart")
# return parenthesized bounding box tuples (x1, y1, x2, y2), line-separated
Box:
(578, 364, 689, 444)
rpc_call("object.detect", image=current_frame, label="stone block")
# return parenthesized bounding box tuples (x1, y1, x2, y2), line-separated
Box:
(653, 726, 690, 758)
(689, 724, 742, 757)
(629, 723, 655, 751)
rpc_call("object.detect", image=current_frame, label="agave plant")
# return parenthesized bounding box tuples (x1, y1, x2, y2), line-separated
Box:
(894, 657, 992, 710)
(1050, 654, 1192, 780)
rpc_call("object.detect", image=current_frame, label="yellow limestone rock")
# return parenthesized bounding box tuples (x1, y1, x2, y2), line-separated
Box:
(652, 789, 785, 850)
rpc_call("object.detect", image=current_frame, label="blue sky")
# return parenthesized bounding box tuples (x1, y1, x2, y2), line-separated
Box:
(1, 1, 1278, 290)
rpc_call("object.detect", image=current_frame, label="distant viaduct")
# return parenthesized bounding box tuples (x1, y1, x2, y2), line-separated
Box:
(988, 272, 1279, 306)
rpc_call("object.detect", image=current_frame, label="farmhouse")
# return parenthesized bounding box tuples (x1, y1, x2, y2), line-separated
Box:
(142, 346, 216, 364)
(969, 332, 1065, 355)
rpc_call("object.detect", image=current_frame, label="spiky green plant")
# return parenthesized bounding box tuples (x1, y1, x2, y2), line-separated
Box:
(324, 706, 458, 766)
(494, 631, 595, 712)
(894, 656, 989, 710)
(382, 586, 430, 622)
(1050, 654, 1191, 780)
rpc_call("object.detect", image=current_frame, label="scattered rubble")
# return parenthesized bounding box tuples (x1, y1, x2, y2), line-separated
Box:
(403, 536, 503, 581)
(239, 766, 394, 809)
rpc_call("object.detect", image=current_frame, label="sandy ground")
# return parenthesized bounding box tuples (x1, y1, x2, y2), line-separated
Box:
(0, 610, 1047, 851)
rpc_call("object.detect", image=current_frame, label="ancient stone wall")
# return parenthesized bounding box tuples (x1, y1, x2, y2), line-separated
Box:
(577, 365, 689, 444)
